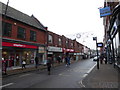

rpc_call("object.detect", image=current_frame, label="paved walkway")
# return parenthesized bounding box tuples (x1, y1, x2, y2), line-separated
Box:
(2, 60, 76, 77)
(82, 63, 120, 88)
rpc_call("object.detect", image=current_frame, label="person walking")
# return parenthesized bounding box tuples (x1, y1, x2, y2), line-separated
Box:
(67, 56, 70, 66)
(65, 56, 68, 66)
(22, 60, 26, 69)
(47, 57, 52, 75)
(100, 54, 104, 64)
(35, 57, 39, 69)
(57, 56, 61, 64)
(65, 55, 70, 67)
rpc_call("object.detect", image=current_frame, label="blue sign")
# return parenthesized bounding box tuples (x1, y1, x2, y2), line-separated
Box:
(97, 43, 103, 47)
(99, 7, 111, 17)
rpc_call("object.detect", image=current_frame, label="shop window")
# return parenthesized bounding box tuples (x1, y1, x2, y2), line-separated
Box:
(2, 22, 12, 37)
(17, 26, 26, 39)
(48, 34, 53, 44)
(30, 30, 36, 41)
(58, 38, 62, 46)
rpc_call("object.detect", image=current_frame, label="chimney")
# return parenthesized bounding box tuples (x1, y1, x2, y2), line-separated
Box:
(45, 27, 48, 30)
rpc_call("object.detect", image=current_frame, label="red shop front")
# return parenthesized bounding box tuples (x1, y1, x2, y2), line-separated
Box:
(2, 42, 38, 67)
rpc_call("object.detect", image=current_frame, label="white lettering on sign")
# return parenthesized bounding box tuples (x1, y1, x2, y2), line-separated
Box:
(13, 44, 25, 47)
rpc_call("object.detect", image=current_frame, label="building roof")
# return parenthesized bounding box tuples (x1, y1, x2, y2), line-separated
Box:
(1, 2, 46, 31)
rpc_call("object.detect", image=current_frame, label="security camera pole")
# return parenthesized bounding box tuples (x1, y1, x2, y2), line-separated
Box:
(93, 37, 99, 69)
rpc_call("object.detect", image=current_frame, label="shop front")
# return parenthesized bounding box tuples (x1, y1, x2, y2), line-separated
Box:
(62, 48, 74, 61)
(73, 52, 84, 61)
(2, 42, 38, 67)
(38, 46, 46, 63)
(47, 46, 63, 63)
(73, 53, 81, 61)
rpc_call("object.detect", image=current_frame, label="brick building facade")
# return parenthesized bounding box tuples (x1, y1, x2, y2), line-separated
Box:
(1, 2, 47, 67)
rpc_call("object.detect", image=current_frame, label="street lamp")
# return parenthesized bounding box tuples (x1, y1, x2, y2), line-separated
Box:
(2, 0, 10, 75)
(93, 37, 99, 69)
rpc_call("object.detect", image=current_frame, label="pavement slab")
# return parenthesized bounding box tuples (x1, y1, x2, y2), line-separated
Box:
(82, 64, 120, 88)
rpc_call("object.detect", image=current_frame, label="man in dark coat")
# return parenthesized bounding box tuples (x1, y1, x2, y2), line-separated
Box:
(47, 57, 52, 75)
(35, 57, 39, 69)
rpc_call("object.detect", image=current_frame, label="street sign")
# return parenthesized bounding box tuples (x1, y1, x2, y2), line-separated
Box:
(99, 6, 111, 17)
(97, 43, 103, 47)
(93, 37, 97, 40)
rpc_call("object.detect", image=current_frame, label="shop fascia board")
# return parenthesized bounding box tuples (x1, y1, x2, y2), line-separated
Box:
(2, 38, 46, 47)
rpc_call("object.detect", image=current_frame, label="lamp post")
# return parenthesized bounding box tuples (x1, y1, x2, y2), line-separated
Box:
(2, 0, 9, 75)
(93, 37, 99, 69)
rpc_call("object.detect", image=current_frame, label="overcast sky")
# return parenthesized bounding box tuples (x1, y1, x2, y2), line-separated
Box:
(1, 0, 105, 49)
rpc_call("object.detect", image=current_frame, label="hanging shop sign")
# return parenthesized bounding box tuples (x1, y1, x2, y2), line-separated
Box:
(99, 6, 111, 17)
(2, 42, 38, 49)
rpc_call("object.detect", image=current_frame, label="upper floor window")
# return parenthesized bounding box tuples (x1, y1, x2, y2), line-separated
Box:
(48, 34, 53, 44)
(58, 38, 62, 46)
(17, 26, 26, 39)
(66, 40, 68, 48)
(30, 30, 36, 41)
(2, 22, 12, 37)
(71, 43, 74, 48)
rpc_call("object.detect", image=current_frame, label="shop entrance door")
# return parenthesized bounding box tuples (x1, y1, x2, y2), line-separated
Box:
(38, 54, 43, 63)
(15, 52, 22, 66)
(10, 53, 15, 66)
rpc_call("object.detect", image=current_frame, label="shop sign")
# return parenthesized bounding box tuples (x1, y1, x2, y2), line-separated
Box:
(48, 52, 53, 54)
(48, 46, 62, 52)
(66, 49, 70, 52)
(62, 48, 74, 53)
(2, 42, 38, 49)
(62, 48, 66, 53)
(74, 53, 81, 55)
(74, 53, 76, 55)
(69, 49, 74, 52)
(66, 49, 74, 52)
(99, 6, 111, 17)
(38, 47, 45, 53)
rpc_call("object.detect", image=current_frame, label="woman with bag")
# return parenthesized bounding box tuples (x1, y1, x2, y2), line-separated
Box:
(22, 60, 26, 69)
